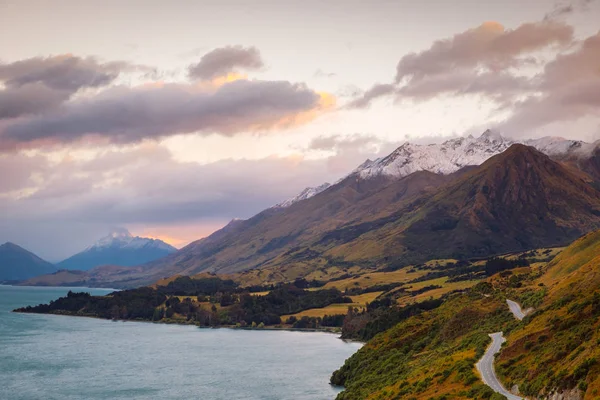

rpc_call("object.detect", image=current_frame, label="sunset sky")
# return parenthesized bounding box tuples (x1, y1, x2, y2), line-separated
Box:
(1, 0, 599, 260)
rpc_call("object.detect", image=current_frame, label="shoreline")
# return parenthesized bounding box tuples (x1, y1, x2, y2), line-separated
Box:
(2, 284, 122, 291)
(14, 309, 364, 342)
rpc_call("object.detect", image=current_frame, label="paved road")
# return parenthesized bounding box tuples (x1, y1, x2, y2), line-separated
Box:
(506, 299, 532, 321)
(476, 332, 523, 400)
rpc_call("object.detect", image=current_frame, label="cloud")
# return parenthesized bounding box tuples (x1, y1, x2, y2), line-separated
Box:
(188, 45, 264, 80)
(0, 54, 137, 92)
(314, 69, 337, 78)
(0, 83, 70, 119)
(0, 141, 379, 259)
(498, 31, 600, 132)
(0, 79, 331, 151)
(0, 54, 146, 119)
(395, 20, 572, 82)
(309, 133, 383, 152)
(307, 133, 403, 174)
(0, 152, 47, 193)
(346, 83, 395, 109)
(349, 20, 574, 108)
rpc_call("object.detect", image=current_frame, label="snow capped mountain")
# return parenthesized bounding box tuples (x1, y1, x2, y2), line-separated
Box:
(87, 228, 175, 252)
(58, 228, 177, 271)
(352, 130, 586, 179)
(273, 130, 590, 210)
(275, 183, 331, 208)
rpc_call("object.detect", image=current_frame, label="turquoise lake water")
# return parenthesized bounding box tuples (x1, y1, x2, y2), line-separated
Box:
(0, 285, 361, 400)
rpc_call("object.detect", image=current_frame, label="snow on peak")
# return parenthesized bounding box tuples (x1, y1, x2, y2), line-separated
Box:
(351, 130, 586, 180)
(275, 182, 331, 208)
(86, 228, 176, 252)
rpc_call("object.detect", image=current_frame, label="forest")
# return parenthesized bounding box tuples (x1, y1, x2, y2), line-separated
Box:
(14, 276, 351, 328)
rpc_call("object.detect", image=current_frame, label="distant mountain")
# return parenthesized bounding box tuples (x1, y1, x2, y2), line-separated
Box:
(56, 228, 177, 271)
(0, 242, 56, 281)
(351, 130, 586, 179)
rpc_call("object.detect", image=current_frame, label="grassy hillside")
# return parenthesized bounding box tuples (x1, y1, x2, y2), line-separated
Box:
(331, 231, 600, 400)
(331, 283, 517, 400)
(496, 230, 600, 398)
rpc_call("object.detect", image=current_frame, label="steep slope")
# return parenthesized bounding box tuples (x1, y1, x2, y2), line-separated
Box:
(0, 242, 56, 281)
(57, 228, 176, 271)
(330, 230, 600, 400)
(107, 170, 454, 286)
(495, 230, 600, 399)
(323, 144, 600, 266)
(331, 282, 517, 399)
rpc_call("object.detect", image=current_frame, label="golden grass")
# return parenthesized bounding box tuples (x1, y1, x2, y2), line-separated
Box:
(280, 291, 383, 320)
(349, 291, 383, 306)
(395, 277, 480, 306)
(281, 303, 358, 319)
(323, 269, 426, 291)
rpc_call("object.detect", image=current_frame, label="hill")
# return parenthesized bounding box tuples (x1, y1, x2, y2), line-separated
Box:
(496, 230, 600, 398)
(0, 242, 56, 281)
(332, 229, 600, 399)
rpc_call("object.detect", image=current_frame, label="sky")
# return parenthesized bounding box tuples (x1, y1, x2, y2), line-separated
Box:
(1, 0, 599, 261)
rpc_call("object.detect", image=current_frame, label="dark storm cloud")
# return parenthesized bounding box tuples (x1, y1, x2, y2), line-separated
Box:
(188, 46, 264, 80)
(0, 79, 323, 150)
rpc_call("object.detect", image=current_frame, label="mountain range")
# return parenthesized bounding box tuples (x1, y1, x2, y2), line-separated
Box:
(25, 130, 600, 288)
(0, 242, 56, 281)
(56, 228, 176, 271)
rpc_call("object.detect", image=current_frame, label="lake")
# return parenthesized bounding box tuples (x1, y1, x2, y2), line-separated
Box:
(0, 285, 361, 400)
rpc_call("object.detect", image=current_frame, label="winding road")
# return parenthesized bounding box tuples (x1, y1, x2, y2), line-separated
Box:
(506, 299, 533, 321)
(475, 299, 531, 400)
(476, 332, 523, 400)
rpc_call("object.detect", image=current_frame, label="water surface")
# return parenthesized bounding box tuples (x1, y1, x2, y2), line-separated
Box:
(0, 285, 361, 400)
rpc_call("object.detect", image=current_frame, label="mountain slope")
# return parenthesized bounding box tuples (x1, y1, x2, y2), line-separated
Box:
(325, 144, 600, 266)
(57, 229, 176, 271)
(47, 144, 600, 288)
(0, 242, 56, 281)
(330, 229, 600, 400)
(495, 230, 600, 398)
(104, 170, 454, 286)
